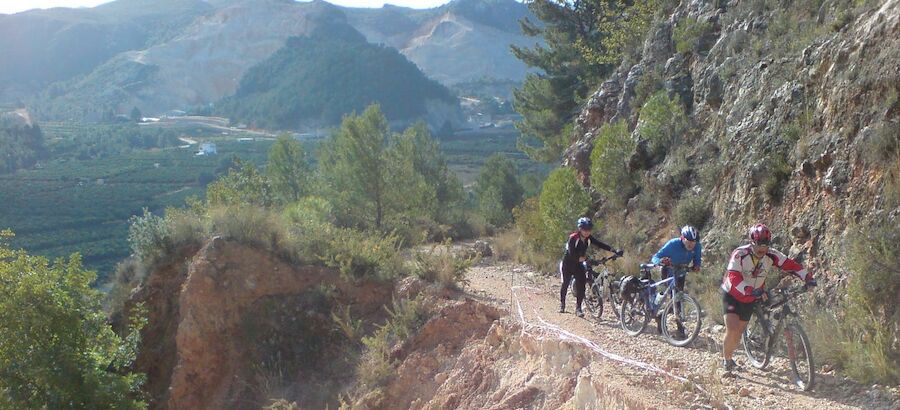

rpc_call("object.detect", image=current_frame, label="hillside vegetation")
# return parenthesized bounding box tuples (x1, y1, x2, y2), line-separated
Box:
(217, 27, 457, 130)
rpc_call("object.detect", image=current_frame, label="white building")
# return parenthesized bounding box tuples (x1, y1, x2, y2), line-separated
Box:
(196, 142, 217, 156)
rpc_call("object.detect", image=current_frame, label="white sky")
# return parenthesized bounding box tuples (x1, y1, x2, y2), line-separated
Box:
(0, 0, 456, 15)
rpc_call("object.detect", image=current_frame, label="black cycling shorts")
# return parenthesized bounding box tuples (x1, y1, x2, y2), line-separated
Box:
(722, 291, 755, 322)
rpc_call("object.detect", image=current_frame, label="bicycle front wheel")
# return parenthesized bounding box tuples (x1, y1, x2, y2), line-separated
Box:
(620, 294, 649, 336)
(661, 293, 702, 347)
(608, 283, 622, 320)
(742, 313, 771, 369)
(784, 322, 815, 391)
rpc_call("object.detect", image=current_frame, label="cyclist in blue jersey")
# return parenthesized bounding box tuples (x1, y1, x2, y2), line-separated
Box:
(649, 225, 702, 338)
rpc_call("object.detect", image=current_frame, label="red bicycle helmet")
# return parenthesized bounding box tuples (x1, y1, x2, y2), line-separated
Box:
(749, 224, 772, 245)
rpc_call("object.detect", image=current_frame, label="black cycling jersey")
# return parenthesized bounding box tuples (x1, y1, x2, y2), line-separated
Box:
(561, 232, 614, 270)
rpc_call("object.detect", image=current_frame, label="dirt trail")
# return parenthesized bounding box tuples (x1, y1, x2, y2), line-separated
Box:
(463, 260, 898, 410)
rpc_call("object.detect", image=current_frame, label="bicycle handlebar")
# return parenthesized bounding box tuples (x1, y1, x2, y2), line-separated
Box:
(587, 253, 622, 266)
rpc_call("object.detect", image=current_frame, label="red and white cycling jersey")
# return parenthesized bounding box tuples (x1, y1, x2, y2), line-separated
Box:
(721, 244, 810, 303)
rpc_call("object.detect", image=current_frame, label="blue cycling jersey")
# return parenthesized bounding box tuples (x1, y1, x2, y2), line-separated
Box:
(651, 238, 702, 268)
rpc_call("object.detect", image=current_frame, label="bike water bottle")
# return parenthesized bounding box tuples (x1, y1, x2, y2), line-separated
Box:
(655, 292, 665, 306)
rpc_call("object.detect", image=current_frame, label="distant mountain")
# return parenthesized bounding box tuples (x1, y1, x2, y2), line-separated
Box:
(216, 21, 460, 130)
(0, 0, 213, 101)
(341, 0, 535, 85)
(32, 0, 352, 120)
(0, 0, 533, 123)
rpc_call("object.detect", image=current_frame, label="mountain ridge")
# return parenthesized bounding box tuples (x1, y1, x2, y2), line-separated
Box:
(1, 0, 535, 122)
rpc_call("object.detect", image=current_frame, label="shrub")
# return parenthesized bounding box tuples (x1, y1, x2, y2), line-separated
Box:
(0, 233, 146, 409)
(511, 198, 558, 271)
(356, 296, 427, 389)
(589, 121, 638, 207)
(321, 228, 406, 281)
(539, 167, 592, 248)
(632, 67, 664, 111)
(283, 196, 336, 229)
(807, 220, 900, 385)
(674, 195, 711, 231)
(412, 241, 474, 290)
(673, 17, 712, 54)
(637, 91, 689, 158)
(208, 206, 289, 252)
(127, 208, 171, 262)
(761, 153, 793, 204)
(206, 162, 274, 208)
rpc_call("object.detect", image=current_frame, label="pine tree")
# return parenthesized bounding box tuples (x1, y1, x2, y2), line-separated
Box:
(267, 135, 311, 204)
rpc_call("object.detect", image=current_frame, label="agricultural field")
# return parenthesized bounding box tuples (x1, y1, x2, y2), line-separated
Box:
(0, 139, 273, 283)
(440, 129, 549, 185)
(0, 125, 543, 284)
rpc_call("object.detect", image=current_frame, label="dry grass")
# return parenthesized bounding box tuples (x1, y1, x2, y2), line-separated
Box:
(412, 241, 474, 290)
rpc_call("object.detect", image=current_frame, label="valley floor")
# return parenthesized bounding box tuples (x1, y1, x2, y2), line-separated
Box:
(462, 260, 898, 410)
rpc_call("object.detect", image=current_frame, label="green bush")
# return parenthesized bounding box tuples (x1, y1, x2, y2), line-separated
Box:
(412, 241, 474, 290)
(673, 17, 712, 54)
(127, 208, 171, 262)
(0, 231, 146, 409)
(539, 167, 592, 251)
(283, 196, 335, 229)
(208, 206, 289, 252)
(761, 153, 793, 204)
(321, 228, 406, 281)
(808, 220, 899, 385)
(637, 91, 689, 158)
(207, 161, 274, 208)
(674, 195, 711, 231)
(356, 296, 427, 389)
(589, 121, 637, 207)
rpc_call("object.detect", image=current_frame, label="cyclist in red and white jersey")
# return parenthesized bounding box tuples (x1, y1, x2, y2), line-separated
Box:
(720, 224, 816, 372)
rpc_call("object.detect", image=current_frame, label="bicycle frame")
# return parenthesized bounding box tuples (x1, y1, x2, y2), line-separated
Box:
(636, 267, 688, 315)
(753, 287, 805, 356)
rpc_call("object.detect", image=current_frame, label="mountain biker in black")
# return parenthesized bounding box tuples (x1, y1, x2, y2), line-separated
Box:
(559, 217, 623, 317)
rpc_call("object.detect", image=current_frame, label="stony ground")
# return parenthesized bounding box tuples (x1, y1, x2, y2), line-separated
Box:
(463, 259, 899, 410)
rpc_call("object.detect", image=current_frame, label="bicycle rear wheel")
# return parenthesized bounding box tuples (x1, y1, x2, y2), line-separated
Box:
(585, 283, 604, 320)
(742, 313, 771, 369)
(783, 322, 815, 391)
(620, 293, 649, 336)
(661, 293, 702, 347)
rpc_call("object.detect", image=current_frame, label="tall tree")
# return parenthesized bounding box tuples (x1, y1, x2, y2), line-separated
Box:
(512, 0, 659, 163)
(392, 122, 465, 223)
(512, 0, 616, 163)
(267, 135, 311, 204)
(475, 154, 525, 226)
(319, 105, 394, 230)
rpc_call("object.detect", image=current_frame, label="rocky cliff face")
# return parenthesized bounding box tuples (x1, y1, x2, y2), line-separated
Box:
(565, 0, 898, 282)
(124, 238, 394, 409)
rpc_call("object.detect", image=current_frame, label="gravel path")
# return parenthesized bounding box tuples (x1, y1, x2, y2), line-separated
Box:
(464, 260, 898, 410)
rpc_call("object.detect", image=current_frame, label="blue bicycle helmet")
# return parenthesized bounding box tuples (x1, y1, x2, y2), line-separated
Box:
(577, 217, 594, 230)
(680, 225, 699, 241)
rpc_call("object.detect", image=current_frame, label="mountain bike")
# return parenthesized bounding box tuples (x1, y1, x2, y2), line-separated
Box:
(582, 254, 624, 320)
(741, 285, 815, 391)
(619, 264, 702, 347)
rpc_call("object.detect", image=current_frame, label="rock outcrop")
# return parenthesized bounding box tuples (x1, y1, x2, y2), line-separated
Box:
(125, 238, 394, 410)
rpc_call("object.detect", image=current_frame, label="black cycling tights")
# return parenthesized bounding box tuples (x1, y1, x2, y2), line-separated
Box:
(560, 267, 587, 310)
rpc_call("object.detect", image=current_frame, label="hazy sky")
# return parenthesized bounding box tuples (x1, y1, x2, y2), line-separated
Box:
(0, 0, 456, 15)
